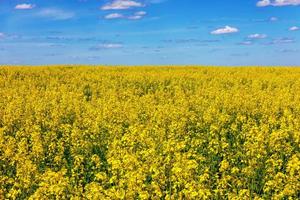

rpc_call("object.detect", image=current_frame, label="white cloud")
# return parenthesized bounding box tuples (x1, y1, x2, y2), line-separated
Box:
(238, 41, 253, 45)
(248, 34, 267, 39)
(211, 26, 239, 35)
(101, 0, 144, 10)
(99, 43, 123, 49)
(37, 8, 75, 20)
(128, 15, 143, 20)
(270, 17, 278, 21)
(269, 37, 295, 45)
(289, 26, 299, 31)
(279, 49, 299, 53)
(257, 0, 271, 6)
(257, 0, 300, 7)
(90, 43, 123, 50)
(134, 11, 147, 16)
(128, 11, 147, 20)
(105, 10, 147, 20)
(0, 33, 5, 39)
(15, 3, 35, 10)
(104, 13, 124, 19)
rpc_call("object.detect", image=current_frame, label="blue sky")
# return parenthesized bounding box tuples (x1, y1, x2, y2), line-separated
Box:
(0, 0, 299, 66)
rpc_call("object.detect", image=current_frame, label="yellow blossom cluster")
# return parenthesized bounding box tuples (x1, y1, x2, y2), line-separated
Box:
(0, 66, 299, 199)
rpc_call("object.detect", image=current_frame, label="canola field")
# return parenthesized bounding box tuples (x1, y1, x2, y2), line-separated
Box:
(0, 66, 300, 199)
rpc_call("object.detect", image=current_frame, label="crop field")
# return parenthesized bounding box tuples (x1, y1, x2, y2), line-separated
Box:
(0, 66, 300, 199)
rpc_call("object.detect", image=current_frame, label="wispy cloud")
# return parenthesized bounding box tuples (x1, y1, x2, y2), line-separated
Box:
(128, 11, 147, 20)
(211, 26, 239, 35)
(0, 33, 5, 39)
(134, 11, 147, 16)
(278, 49, 299, 53)
(266, 37, 296, 45)
(45, 36, 105, 42)
(230, 53, 249, 57)
(238, 41, 253, 46)
(101, 0, 144, 10)
(104, 11, 147, 20)
(162, 39, 219, 44)
(37, 8, 75, 20)
(163, 39, 187, 44)
(270, 17, 278, 21)
(15, 3, 35, 10)
(89, 43, 123, 50)
(252, 16, 278, 23)
(289, 26, 299, 31)
(257, 0, 300, 7)
(248, 34, 267, 39)
(127, 15, 143, 20)
(257, 0, 271, 7)
(237, 34, 267, 46)
(104, 13, 124, 19)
